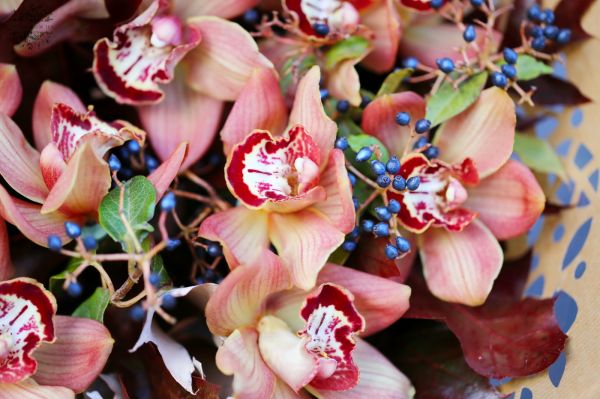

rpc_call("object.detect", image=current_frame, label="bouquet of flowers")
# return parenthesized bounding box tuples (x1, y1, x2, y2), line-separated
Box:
(0, 0, 596, 397)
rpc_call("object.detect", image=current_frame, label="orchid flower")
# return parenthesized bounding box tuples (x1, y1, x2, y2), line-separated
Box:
(0, 64, 186, 247)
(0, 278, 113, 398)
(205, 250, 413, 398)
(361, 88, 545, 305)
(199, 65, 355, 289)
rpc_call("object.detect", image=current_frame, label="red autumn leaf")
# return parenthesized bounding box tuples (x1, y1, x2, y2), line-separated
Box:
(405, 253, 568, 378)
(522, 75, 591, 106)
(554, 0, 596, 43)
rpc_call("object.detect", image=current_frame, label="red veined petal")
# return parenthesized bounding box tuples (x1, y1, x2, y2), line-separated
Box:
(399, 0, 438, 11)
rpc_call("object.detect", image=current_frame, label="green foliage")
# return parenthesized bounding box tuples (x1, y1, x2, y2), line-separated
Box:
(499, 55, 554, 81)
(280, 55, 317, 94)
(324, 36, 370, 70)
(377, 68, 413, 96)
(72, 287, 110, 322)
(514, 133, 567, 180)
(143, 237, 172, 288)
(347, 134, 390, 163)
(426, 72, 488, 127)
(49, 258, 83, 292)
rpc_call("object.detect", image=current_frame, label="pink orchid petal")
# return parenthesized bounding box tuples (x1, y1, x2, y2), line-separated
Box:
(360, 0, 402, 73)
(0, 64, 22, 117)
(220, 67, 287, 155)
(138, 73, 219, 170)
(465, 160, 545, 240)
(33, 316, 113, 393)
(206, 250, 290, 336)
(216, 327, 276, 399)
(14, 0, 109, 57)
(263, 187, 327, 214)
(0, 0, 23, 22)
(39, 144, 67, 191)
(0, 278, 57, 384)
(288, 66, 337, 167)
(0, 186, 71, 246)
(259, 38, 304, 73)
(185, 16, 273, 101)
(326, 59, 362, 106)
(274, 379, 312, 398)
(317, 264, 411, 336)
(420, 219, 503, 306)
(174, 0, 260, 19)
(198, 206, 270, 268)
(269, 209, 345, 290)
(308, 339, 414, 399)
(434, 87, 516, 178)
(361, 92, 426, 155)
(147, 142, 189, 199)
(0, 379, 74, 399)
(257, 315, 319, 392)
(33, 81, 86, 151)
(0, 113, 47, 203)
(41, 140, 110, 216)
(311, 149, 355, 234)
(0, 219, 13, 280)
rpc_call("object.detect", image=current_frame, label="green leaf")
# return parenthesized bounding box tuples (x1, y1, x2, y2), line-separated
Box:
(347, 134, 390, 163)
(142, 237, 172, 288)
(324, 36, 370, 70)
(337, 118, 365, 137)
(98, 176, 156, 251)
(280, 55, 317, 94)
(328, 244, 352, 266)
(514, 133, 567, 180)
(426, 72, 488, 127)
(72, 287, 110, 322)
(377, 68, 413, 96)
(498, 55, 553, 81)
(49, 258, 84, 292)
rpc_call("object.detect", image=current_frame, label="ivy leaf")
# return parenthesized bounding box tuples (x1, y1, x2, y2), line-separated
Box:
(324, 36, 370, 70)
(98, 176, 156, 251)
(347, 134, 390, 162)
(498, 55, 553, 81)
(426, 72, 488, 127)
(514, 133, 567, 180)
(376, 68, 413, 96)
(72, 287, 110, 322)
(49, 258, 83, 292)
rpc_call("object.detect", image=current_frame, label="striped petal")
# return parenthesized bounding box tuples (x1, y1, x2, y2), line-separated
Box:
(0, 278, 56, 384)
(33, 316, 113, 393)
(419, 219, 503, 306)
(360, 0, 401, 73)
(0, 379, 74, 399)
(185, 16, 273, 101)
(434, 87, 516, 179)
(465, 160, 545, 240)
(216, 327, 276, 399)
(0, 64, 22, 117)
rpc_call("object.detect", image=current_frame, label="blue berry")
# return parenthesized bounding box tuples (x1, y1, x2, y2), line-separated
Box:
(166, 239, 181, 251)
(243, 8, 260, 25)
(370, 160, 386, 175)
(127, 140, 141, 153)
(373, 222, 389, 237)
(355, 147, 373, 162)
(395, 237, 411, 253)
(470, 0, 483, 7)
(145, 155, 158, 172)
(207, 243, 222, 257)
(556, 29, 572, 44)
(347, 172, 357, 186)
(336, 100, 350, 113)
(436, 57, 455, 74)
(64, 221, 81, 239)
(413, 136, 428, 150)
(531, 37, 546, 51)
(385, 244, 399, 260)
(48, 235, 62, 252)
(375, 206, 392, 222)
(361, 219, 375, 233)
(406, 176, 421, 191)
(430, 0, 444, 8)
(342, 240, 357, 252)
(395, 112, 411, 126)
(529, 25, 544, 38)
(335, 137, 349, 150)
(501, 64, 517, 80)
(353, 197, 359, 210)
(491, 72, 508, 88)
(130, 305, 145, 321)
(387, 199, 401, 213)
(160, 192, 176, 212)
(108, 154, 121, 172)
(120, 168, 133, 179)
(392, 175, 406, 191)
(415, 119, 431, 134)
(118, 147, 130, 159)
(503, 48, 518, 64)
(349, 226, 360, 240)
(463, 25, 476, 42)
(527, 5, 542, 21)
(320, 88, 330, 100)
(83, 236, 97, 251)
(376, 174, 391, 188)
(403, 57, 419, 69)
(424, 145, 440, 159)
(360, 96, 371, 108)
(544, 25, 559, 40)
(149, 272, 160, 286)
(161, 293, 176, 310)
(313, 23, 330, 36)
(67, 281, 82, 297)
(542, 9, 555, 24)
(386, 156, 401, 174)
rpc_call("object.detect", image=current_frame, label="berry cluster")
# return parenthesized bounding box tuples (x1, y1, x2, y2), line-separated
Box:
(109, 140, 159, 180)
(526, 5, 571, 52)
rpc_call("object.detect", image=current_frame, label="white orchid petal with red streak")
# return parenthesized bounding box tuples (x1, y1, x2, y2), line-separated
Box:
(300, 284, 364, 391)
(226, 127, 320, 208)
(0, 278, 57, 384)
(0, 64, 22, 117)
(93, 1, 201, 105)
(0, 379, 75, 399)
(216, 327, 276, 399)
(257, 315, 319, 392)
(50, 103, 145, 161)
